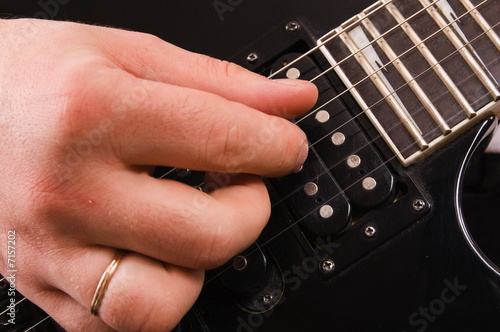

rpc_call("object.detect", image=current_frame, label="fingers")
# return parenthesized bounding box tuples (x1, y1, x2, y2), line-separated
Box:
(54, 172, 270, 270)
(94, 26, 318, 118)
(99, 254, 204, 331)
(37, 247, 203, 331)
(82, 70, 308, 177)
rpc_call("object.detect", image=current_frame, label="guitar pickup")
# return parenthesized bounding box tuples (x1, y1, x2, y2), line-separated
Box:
(286, 170, 351, 237)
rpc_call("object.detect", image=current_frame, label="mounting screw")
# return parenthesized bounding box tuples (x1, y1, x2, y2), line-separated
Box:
(263, 294, 274, 305)
(246, 52, 259, 64)
(286, 21, 300, 33)
(364, 225, 376, 238)
(320, 259, 335, 274)
(412, 198, 427, 213)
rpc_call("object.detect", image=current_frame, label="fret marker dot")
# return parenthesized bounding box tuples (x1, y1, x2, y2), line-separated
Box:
(362, 177, 377, 191)
(319, 205, 334, 219)
(315, 110, 330, 123)
(304, 182, 319, 196)
(331, 132, 346, 146)
(286, 68, 301, 79)
(347, 155, 361, 168)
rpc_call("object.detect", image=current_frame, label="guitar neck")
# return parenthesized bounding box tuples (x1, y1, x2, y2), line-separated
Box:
(317, 0, 500, 166)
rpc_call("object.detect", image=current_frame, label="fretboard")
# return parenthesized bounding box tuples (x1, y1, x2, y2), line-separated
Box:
(318, 0, 500, 166)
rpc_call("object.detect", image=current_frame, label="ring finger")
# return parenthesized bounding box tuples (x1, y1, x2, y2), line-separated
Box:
(41, 246, 204, 331)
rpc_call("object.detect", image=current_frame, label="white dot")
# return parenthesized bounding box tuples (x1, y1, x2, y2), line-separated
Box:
(304, 182, 319, 196)
(362, 177, 377, 191)
(286, 68, 301, 79)
(319, 205, 334, 219)
(347, 155, 361, 168)
(315, 110, 330, 123)
(331, 132, 346, 146)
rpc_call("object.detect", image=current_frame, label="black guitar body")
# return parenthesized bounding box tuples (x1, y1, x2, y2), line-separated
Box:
(1, 1, 499, 331)
(192, 118, 500, 332)
(187, 15, 500, 331)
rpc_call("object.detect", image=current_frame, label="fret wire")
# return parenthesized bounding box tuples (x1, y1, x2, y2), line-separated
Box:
(419, 0, 500, 99)
(385, 0, 477, 118)
(339, 29, 430, 150)
(360, 17, 452, 135)
(459, 0, 500, 53)
(297, 0, 489, 126)
(304, 22, 500, 161)
(307, 0, 443, 84)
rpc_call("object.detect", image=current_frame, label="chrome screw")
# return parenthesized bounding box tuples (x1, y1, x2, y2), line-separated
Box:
(263, 294, 274, 305)
(320, 259, 335, 274)
(246, 52, 259, 64)
(412, 198, 427, 213)
(286, 21, 300, 33)
(364, 225, 376, 238)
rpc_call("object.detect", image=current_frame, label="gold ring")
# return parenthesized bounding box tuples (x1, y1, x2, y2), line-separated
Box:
(90, 250, 127, 316)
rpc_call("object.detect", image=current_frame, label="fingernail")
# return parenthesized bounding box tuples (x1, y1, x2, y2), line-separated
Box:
(273, 78, 310, 87)
(293, 140, 309, 173)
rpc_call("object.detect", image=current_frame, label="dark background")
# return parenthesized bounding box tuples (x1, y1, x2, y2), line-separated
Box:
(0, 0, 375, 60)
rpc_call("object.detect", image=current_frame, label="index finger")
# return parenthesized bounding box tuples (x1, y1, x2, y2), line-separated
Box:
(92, 25, 318, 118)
(87, 71, 309, 177)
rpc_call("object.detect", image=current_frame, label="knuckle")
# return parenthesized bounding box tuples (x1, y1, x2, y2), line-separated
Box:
(58, 70, 111, 125)
(196, 220, 238, 269)
(197, 55, 244, 80)
(202, 117, 252, 173)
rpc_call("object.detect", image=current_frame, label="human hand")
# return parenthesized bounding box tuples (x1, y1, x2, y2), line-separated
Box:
(0, 19, 317, 331)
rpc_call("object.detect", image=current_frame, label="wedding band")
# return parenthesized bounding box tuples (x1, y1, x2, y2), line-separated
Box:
(90, 250, 127, 316)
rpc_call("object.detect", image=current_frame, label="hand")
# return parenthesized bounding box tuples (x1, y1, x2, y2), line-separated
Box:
(0, 19, 317, 331)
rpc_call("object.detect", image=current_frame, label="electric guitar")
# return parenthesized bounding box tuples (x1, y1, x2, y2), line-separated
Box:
(1, 0, 500, 331)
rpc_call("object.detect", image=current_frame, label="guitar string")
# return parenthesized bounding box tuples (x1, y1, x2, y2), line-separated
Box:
(157, 0, 487, 181)
(6, 0, 497, 327)
(0, 297, 26, 316)
(270, 0, 452, 82)
(155, 0, 447, 181)
(24, 315, 51, 332)
(203, 21, 500, 285)
(294, 0, 489, 125)
(158, 0, 442, 179)
(268, 3, 500, 206)
(203, 94, 491, 285)
(303, 0, 489, 93)
(163, 0, 491, 194)
(267, 0, 399, 79)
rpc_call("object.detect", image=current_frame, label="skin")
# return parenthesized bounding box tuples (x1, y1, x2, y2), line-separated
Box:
(0, 19, 318, 331)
